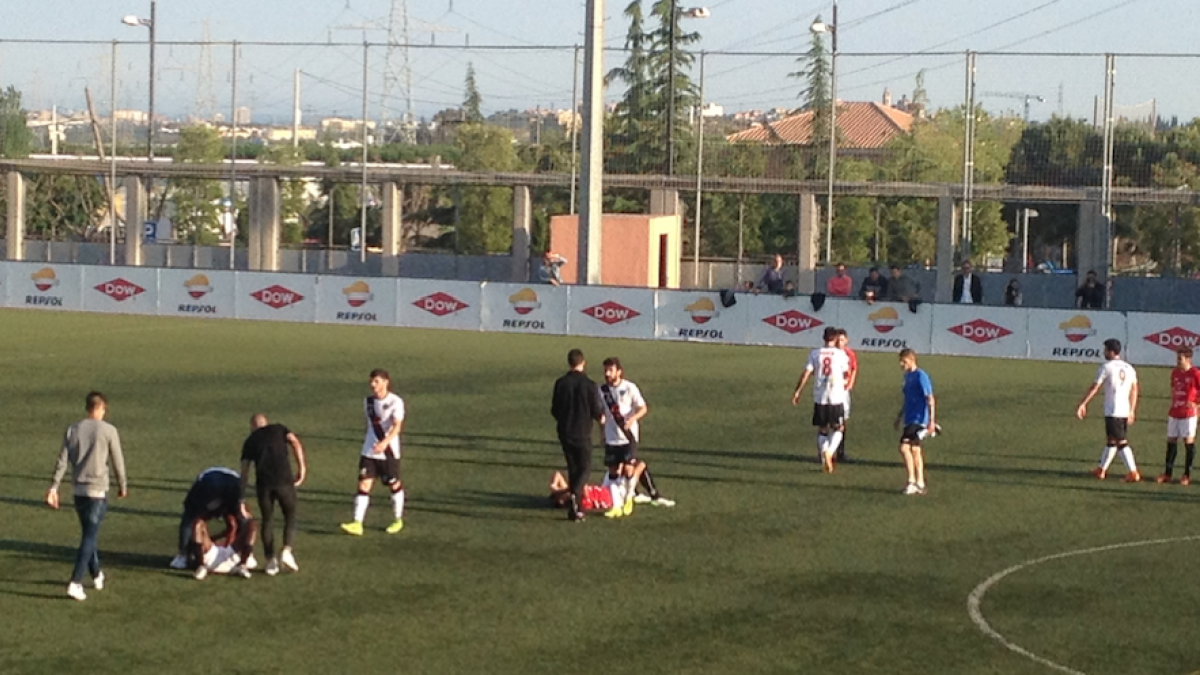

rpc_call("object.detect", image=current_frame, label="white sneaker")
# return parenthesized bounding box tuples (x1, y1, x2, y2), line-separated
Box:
(67, 582, 87, 601)
(193, 566, 209, 581)
(265, 559, 280, 577)
(232, 565, 252, 578)
(916, 483, 928, 495)
(632, 494, 652, 504)
(902, 483, 920, 495)
(93, 572, 105, 590)
(244, 554, 258, 570)
(651, 497, 676, 507)
(280, 548, 299, 572)
(169, 554, 188, 570)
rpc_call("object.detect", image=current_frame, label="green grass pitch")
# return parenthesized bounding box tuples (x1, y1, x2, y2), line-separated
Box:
(0, 309, 1195, 675)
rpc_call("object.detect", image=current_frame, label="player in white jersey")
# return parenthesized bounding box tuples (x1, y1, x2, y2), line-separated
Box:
(341, 369, 407, 535)
(1076, 338, 1141, 482)
(792, 326, 852, 473)
(596, 357, 674, 517)
(188, 514, 257, 580)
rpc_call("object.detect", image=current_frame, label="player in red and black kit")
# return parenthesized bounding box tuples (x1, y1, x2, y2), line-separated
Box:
(835, 329, 858, 463)
(1157, 347, 1200, 484)
(240, 414, 307, 575)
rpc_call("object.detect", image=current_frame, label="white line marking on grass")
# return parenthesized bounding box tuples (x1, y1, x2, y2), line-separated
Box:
(967, 535, 1200, 675)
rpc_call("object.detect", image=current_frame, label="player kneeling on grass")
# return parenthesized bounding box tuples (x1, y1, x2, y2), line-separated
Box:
(171, 467, 256, 571)
(1076, 338, 1141, 482)
(342, 369, 407, 536)
(1157, 347, 1200, 485)
(549, 462, 645, 514)
(188, 515, 258, 580)
(895, 349, 936, 496)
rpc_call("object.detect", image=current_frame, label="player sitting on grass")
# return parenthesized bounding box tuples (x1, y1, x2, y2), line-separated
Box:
(188, 514, 258, 580)
(549, 461, 645, 517)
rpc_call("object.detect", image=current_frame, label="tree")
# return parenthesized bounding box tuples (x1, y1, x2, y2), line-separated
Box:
(647, 0, 701, 173)
(1125, 152, 1200, 274)
(792, 16, 830, 113)
(164, 125, 225, 244)
(454, 124, 519, 253)
(306, 142, 364, 248)
(605, 0, 657, 174)
(463, 63, 484, 124)
(0, 86, 33, 159)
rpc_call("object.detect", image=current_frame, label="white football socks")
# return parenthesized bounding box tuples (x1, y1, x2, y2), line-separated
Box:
(826, 431, 844, 457)
(1119, 446, 1137, 472)
(391, 490, 405, 519)
(1099, 446, 1117, 471)
(353, 494, 369, 522)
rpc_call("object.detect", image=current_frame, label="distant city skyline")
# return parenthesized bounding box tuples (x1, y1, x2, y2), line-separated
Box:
(3, 0, 1199, 126)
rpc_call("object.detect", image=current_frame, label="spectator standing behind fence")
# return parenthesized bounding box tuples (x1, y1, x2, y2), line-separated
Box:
(1004, 278, 1023, 306)
(858, 267, 888, 304)
(886, 265, 918, 303)
(758, 254, 786, 294)
(953, 261, 983, 304)
(1076, 270, 1105, 309)
(825, 263, 853, 297)
(538, 251, 568, 286)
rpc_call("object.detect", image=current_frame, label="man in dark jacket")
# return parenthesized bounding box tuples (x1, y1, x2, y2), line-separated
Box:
(551, 349, 606, 521)
(858, 267, 888, 304)
(1076, 270, 1105, 309)
(953, 261, 983, 304)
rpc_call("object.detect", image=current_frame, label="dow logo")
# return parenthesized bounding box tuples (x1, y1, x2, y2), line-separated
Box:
(762, 309, 823, 335)
(1145, 327, 1200, 351)
(95, 278, 146, 302)
(414, 292, 468, 317)
(581, 301, 640, 325)
(251, 285, 305, 309)
(948, 319, 1012, 344)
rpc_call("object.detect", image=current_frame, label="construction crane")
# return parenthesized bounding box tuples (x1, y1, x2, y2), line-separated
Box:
(980, 91, 1045, 123)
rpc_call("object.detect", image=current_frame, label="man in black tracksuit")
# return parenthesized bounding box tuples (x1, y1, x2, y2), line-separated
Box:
(551, 349, 606, 521)
(240, 414, 307, 576)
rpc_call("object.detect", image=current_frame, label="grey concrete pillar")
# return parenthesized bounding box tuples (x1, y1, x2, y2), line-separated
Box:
(248, 177, 281, 271)
(649, 189, 680, 215)
(123, 176, 147, 266)
(381, 181, 404, 276)
(935, 195, 959, 303)
(5, 171, 25, 260)
(797, 193, 819, 272)
(1076, 198, 1109, 279)
(512, 185, 532, 282)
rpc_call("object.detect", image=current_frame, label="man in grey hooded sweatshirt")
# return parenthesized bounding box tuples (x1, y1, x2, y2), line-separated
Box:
(46, 391, 128, 601)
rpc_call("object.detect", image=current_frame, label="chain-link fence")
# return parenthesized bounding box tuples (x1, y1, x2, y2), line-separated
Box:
(2, 38, 1200, 274)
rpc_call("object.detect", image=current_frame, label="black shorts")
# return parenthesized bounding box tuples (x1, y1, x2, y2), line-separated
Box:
(812, 404, 846, 429)
(358, 455, 402, 486)
(604, 442, 637, 467)
(900, 424, 927, 446)
(1104, 417, 1129, 443)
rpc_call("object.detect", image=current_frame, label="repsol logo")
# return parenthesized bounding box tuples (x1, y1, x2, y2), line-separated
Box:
(503, 319, 545, 329)
(678, 328, 723, 339)
(1053, 347, 1102, 358)
(861, 338, 907, 348)
(26, 296, 63, 306)
(178, 304, 218, 314)
(336, 311, 378, 322)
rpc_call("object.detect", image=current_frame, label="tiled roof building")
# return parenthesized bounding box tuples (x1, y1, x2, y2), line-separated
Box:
(727, 101, 913, 149)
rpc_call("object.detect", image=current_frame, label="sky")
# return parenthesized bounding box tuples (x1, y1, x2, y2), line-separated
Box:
(2, 0, 1198, 125)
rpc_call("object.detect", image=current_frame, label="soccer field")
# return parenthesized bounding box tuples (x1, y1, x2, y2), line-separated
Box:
(0, 309, 1195, 675)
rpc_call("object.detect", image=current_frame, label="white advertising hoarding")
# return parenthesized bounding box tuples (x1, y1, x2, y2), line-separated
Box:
(930, 304, 1029, 359)
(158, 268, 237, 319)
(81, 265, 159, 315)
(566, 285, 657, 340)
(1124, 312, 1200, 367)
(834, 299, 933, 354)
(235, 272, 317, 323)
(396, 279, 482, 331)
(314, 276, 398, 327)
(743, 294, 834, 349)
(2, 262, 85, 312)
(655, 290, 749, 343)
(480, 282, 568, 335)
(1026, 309, 1128, 363)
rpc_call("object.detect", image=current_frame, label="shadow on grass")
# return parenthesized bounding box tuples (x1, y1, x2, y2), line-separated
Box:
(0, 539, 167, 572)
